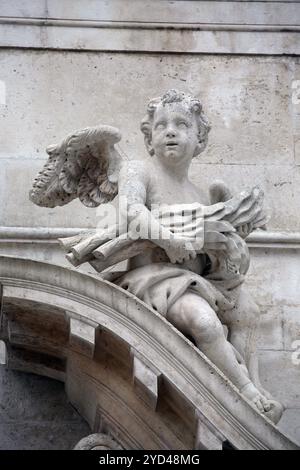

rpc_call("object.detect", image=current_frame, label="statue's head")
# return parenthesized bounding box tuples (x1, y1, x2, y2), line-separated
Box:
(140, 89, 211, 165)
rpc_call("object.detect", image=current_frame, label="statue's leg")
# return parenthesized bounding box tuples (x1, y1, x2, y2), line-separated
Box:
(219, 288, 258, 372)
(219, 288, 270, 395)
(167, 291, 272, 414)
(219, 287, 284, 423)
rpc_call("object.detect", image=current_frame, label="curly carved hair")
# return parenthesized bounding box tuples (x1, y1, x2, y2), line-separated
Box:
(140, 89, 211, 157)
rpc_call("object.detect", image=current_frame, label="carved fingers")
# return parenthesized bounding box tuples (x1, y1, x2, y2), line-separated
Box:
(236, 223, 253, 239)
(164, 238, 197, 264)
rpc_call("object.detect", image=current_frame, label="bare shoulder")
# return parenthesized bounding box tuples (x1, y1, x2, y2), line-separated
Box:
(118, 159, 151, 196)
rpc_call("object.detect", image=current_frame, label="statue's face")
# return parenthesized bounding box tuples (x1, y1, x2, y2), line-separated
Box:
(150, 103, 199, 166)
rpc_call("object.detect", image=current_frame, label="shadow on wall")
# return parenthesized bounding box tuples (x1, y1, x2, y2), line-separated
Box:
(0, 366, 90, 450)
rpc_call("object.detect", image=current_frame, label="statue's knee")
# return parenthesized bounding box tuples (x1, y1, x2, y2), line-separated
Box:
(190, 310, 224, 344)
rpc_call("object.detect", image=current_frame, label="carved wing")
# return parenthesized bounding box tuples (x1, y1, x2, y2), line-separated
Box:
(207, 181, 269, 230)
(29, 125, 123, 208)
(201, 181, 269, 281)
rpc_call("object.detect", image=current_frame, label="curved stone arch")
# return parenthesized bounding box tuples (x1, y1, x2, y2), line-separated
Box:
(0, 256, 297, 450)
(74, 433, 123, 450)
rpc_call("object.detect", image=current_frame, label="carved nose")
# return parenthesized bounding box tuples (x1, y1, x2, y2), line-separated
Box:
(166, 127, 176, 138)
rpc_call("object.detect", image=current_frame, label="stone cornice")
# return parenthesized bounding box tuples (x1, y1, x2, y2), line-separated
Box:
(1, 1, 299, 26)
(0, 21, 298, 55)
(1, 18, 300, 34)
(1, 0, 299, 55)
(1, 227, 300, 249)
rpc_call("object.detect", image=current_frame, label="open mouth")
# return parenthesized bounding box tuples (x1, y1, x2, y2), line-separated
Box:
(166, 142, 178, 148)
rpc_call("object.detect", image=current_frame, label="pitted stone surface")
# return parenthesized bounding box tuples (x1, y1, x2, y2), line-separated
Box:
(0, 367, 90, 450)
(0, 52, 299, 230)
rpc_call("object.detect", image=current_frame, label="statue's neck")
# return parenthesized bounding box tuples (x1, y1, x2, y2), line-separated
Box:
(154, 157, 190, 183)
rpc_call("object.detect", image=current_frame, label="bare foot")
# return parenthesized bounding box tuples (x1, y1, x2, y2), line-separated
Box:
(241, 382, 272, 413)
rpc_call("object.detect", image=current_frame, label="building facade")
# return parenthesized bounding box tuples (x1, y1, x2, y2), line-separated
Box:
(0, 0, 299, 449)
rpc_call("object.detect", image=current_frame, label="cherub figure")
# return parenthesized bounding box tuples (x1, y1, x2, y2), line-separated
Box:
(30, 89, 282, 422)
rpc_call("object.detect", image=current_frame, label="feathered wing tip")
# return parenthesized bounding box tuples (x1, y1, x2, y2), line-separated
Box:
(29, 143, 75, 208)
(29, 125, 122, 208)
(208, 181, 269, 230)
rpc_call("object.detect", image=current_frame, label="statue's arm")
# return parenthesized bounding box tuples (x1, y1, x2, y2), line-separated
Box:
(118, 160, 172, 244)
(118, 161, 196, 264)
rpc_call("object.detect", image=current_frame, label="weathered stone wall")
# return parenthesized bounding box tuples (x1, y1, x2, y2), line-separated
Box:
(0, 367, 90, 450)
(0, 51, 299, 231)
(0, 0, 299, 447)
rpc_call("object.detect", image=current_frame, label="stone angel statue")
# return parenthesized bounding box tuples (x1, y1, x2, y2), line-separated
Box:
(30, 89, 283, 423)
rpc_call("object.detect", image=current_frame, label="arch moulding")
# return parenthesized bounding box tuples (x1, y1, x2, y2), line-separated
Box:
(0, 256, 297, 450)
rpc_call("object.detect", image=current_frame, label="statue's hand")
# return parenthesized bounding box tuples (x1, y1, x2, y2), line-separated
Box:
(163, 237, 197, 264)
(236, 223, 253, 239)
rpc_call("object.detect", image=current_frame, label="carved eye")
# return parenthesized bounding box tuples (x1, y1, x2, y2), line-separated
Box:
(154, 121, 166, 130)
(178, 121, 189, 128)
